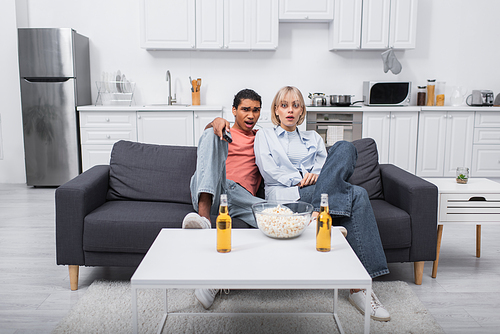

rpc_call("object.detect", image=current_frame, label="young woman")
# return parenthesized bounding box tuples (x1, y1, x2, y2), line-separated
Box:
(254, 86, 392, 322)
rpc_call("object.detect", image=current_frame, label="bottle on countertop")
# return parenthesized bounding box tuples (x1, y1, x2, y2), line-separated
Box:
(316, 193, 332, 252)
(216, 194, 231, 253)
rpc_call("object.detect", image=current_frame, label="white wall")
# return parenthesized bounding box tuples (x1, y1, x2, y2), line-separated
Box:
(3, 0, 500, 182)
(0, 0, 26, 183)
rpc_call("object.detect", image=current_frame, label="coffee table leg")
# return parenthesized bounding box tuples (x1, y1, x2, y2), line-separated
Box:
(157, 289, 169, 334)
(132, 286, 138, 334)
(476, 224, 481, 258)
(364, 286, 371, 334)
(332, 289, 345, 334)
(432, 224, 443, 278)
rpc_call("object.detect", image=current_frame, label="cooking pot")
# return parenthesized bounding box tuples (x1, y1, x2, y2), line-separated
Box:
(308, 92, 327, 106)
(330, 95, 353, 106)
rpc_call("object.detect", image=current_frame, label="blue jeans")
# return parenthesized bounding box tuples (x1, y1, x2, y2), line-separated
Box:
(190, 129, 263, 228)
(299, 141, 389, 278)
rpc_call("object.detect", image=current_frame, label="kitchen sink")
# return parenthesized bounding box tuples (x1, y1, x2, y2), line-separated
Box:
(144, 103, 191, 108)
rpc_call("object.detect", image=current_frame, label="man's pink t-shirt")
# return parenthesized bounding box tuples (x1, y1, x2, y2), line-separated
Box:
(226, 128, 262, 196)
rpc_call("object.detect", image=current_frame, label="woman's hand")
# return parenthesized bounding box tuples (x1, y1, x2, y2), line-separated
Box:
(297, 173, 319, 188)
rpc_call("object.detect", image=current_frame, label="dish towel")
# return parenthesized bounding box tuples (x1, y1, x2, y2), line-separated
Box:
(381, 48, 402, 74)
(326, 126, 344, 146)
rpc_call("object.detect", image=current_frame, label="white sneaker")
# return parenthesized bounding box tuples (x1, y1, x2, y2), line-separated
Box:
(182, 212, 211, 229)
(349, 290, 391, 322)
(194, 288, 220, 309)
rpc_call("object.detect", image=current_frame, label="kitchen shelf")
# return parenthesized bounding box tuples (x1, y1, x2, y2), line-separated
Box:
(95, 81, 136, 106)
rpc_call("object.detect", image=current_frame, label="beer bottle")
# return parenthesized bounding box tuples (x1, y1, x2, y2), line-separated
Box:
(216, 194, 231, 253)
(316, 193, 332, 252)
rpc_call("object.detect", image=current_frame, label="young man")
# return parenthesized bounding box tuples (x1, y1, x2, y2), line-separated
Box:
(182, 88, 265, 309)
(183, 88, 264, 230)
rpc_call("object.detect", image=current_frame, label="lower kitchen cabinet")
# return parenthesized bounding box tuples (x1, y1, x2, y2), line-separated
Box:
(137, 111, 194, 146)
(81, 144, 115, 171)
(79, 110, 137, 171)
(416, 110, 474, 177)
(193, 111, 224, 145)
(472, 111, 500, 177)
(79, 107, 222, 171)
(362, 110, 418, 173)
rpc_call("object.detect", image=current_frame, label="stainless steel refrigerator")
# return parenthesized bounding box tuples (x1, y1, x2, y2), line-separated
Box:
(18, 28, 91, 186)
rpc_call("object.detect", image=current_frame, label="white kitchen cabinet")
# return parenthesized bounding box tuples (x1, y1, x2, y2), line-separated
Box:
(329, 0, 418, 50)
(224, 0, 252, 49)
(193, 111, 223, 145)
(472, 111, 500, 177)
(79, 107, 223, 170)
(279, 0, 333, 21)
(416, 111, 474, 177)
(137, 111, 194, 146)
(361, 0, 391, 49)
(329, 0, 362, 50)
(79, 111, 137, 171)
(252, 0, 279, 49)
(196, 0, 224, 49)
(81, 145, 115, 172)
(389, 0, 418, 48)
(140, 0, 196, 50)
(196, 0, 278, 50)
(362, 110, 418, 173)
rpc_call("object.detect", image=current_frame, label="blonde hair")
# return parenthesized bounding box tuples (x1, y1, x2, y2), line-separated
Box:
(270, 86, 306, 126)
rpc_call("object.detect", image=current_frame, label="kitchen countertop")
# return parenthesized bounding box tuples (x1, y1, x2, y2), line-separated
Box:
(77, 105, 223, 111)
(307, 106, 500, 112)
(77, 105, 500, 112)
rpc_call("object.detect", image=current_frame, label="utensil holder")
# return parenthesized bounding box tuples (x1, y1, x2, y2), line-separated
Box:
(192, 91, 200, 105)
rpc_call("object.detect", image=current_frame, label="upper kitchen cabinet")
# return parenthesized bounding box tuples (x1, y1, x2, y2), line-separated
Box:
(196, 0, 278, 50)
(329, 0, 362, 49)
(329, 0, 418, 50)
(140, 0, 196, 50)
(279, 0, 333, 22)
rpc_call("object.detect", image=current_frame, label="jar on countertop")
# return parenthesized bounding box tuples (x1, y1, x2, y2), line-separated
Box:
(417, 86, 426, 106)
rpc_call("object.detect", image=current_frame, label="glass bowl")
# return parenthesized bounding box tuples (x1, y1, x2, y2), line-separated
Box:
(252, 201, 313, 239)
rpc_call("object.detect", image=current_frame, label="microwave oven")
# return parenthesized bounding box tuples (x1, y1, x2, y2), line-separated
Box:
(363, 81, 411, 106)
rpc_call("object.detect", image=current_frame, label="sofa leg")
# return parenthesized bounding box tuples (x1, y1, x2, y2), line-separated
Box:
(69, 265, 79, 291)
(414, 261, 424, 285)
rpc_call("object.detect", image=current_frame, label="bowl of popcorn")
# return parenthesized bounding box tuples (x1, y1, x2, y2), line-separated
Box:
(252, 201, 313, 239)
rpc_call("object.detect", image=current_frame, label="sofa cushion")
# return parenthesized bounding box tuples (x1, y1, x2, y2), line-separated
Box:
(107, 140, 197, 204)
(83, 201, 252, 253)
(349, 138, 384, 200)
(370, 199, 411, 249)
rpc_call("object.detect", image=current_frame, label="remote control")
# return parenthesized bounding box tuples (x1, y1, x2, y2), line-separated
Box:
(222, 128, 233, 143)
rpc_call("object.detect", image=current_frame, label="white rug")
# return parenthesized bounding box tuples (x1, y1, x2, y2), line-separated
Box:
(53, 280, 443, 334)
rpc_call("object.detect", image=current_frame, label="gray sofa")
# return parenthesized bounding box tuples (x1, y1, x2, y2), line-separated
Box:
(56, 139, 437, 290)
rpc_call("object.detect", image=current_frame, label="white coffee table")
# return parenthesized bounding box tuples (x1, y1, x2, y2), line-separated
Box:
(131, 227, 372, 334)
(424, 178, 500, 278)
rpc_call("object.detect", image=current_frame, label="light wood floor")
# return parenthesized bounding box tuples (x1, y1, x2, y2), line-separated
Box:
(1, 181, 499, 334)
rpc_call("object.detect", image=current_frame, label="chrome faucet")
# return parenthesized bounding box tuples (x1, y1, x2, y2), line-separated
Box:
(166, 70, 176, 105)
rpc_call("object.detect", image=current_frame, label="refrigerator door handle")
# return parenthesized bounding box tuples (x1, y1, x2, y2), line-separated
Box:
(24, 77, 72, 83)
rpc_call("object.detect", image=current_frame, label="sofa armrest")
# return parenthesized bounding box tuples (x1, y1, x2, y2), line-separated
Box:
(379, 164, 438, 261)
(55, 165, 110, 265)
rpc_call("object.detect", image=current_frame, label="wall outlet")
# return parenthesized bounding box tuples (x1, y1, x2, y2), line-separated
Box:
(0, 114, 3, 160)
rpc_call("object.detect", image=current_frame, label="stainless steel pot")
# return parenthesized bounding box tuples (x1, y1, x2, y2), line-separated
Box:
(330, 95, 353, 106)
(308, 92, 327, 106)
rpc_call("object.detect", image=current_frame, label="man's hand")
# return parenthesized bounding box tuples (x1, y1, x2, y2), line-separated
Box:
(206, 117, 231, 141)
(297, 173, 319, 188)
